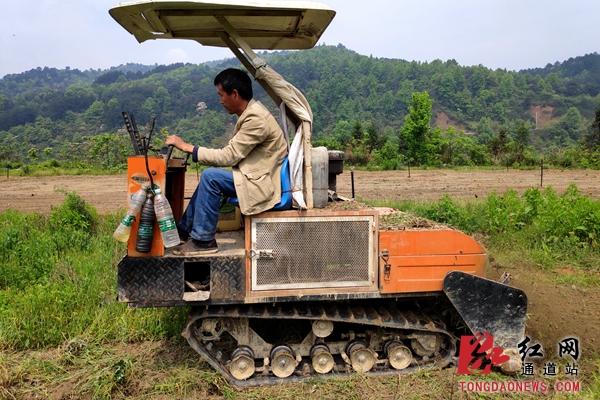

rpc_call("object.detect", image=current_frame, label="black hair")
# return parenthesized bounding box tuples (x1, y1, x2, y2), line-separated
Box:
(213, 68, 253, 101)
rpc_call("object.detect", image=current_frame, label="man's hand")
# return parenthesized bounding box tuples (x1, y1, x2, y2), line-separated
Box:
(166, 135, 194, 154)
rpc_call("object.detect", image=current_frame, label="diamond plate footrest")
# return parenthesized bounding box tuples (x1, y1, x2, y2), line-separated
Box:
(117, 256, 184, 304)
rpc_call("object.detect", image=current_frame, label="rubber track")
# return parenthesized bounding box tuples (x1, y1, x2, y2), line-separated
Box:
(183, 302, 456, 387)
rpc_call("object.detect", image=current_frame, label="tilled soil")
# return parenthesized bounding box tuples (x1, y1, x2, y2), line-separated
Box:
(335, 168, 600, 201)
(487, 261, 600, 359)
(2, 168, 599, 214)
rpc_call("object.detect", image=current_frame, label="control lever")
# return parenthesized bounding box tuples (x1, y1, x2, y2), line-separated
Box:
(121, 111, 144, 155)
(166, 144, 174, 163)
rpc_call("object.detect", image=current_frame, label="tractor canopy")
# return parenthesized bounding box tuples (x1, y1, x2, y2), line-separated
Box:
(109, 0, 335, 49)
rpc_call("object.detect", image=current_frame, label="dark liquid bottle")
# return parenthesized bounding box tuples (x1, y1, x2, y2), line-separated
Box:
(136, 194, 155, 253)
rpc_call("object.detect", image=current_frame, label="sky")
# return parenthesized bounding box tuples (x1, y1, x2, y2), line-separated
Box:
(1, 0, 599, 77)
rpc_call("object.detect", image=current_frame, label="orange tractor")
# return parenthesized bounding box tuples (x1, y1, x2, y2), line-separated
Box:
(110, 0, 527, 386)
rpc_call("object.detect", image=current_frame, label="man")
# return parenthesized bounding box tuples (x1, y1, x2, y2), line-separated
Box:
(166, 68, 287, 255)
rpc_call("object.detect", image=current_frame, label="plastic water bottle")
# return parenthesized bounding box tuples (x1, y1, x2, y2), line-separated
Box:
(113, 187, 147, 242)
(153, 185, 180, 248)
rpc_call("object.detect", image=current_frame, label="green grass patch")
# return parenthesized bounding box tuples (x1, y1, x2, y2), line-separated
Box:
(0, 192, 186, 350)
(367, 184, 600, 282)
(3, 159, 127, 177)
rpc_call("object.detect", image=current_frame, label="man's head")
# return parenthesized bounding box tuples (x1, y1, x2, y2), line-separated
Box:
(214, 68, 252, 115)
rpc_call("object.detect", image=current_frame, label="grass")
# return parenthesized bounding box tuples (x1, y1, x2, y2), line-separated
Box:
(0, 193, 186, 350)
(4, 163, 125, 177)
(2, 346, 596, 399)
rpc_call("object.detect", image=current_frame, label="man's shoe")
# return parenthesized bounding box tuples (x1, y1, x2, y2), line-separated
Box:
(177, 228, 190, 243)
(171, 238, 218, 256)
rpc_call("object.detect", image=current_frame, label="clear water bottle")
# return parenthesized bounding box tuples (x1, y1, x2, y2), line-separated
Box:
(153, 185, 180, 248)
(113, 187, 148, 242)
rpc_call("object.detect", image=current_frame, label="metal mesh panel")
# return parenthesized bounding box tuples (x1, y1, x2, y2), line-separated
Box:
(252, 218, 372, 290)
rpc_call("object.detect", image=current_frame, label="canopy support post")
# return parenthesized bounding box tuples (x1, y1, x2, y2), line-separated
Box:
(214, 16, 282, 107)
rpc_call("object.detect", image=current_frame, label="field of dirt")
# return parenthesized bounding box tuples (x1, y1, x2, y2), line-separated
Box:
(2, 168, 600, 214)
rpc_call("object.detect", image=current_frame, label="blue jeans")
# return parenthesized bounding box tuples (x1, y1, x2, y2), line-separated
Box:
(178, 168, 236, 241)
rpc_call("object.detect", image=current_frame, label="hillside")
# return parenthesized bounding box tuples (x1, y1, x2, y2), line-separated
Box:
(1, 45, 599, 166)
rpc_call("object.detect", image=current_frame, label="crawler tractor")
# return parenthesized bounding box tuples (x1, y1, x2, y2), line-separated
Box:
(110, 0, 527, 387)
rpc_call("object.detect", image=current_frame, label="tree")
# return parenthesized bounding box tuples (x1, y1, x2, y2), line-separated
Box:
(351, 120, 363, 141)
(400, 91, 432, 165)
(372, 136, 403, 170)
(513, 121, 531, 163)
(0, 137, 20, 168)
(87, 133, 129, 169)
(438, 127, 490, 166)
(84, 100, 105, 128)
(476, 116, 495, 144)
(364, 121, 382, 152)
(27, 147, 38, 162)
(547, 107, 585, 145)
(584, 108, 600, 150)
(489, 128, 509, 159)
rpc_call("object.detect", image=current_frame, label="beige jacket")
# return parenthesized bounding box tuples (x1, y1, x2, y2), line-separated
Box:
(194, 99, 288, 215)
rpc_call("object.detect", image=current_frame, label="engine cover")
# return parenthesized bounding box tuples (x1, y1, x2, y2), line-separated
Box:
(249, 211, 377, 291)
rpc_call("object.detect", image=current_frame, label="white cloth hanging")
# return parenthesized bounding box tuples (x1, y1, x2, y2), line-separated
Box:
(255, 63, 313, 209)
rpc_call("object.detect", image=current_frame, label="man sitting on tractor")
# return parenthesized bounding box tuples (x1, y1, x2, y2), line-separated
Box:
(166, 68, 287, 255)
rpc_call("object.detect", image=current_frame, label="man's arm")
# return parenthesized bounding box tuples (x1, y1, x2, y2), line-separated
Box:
(166, 114, 267, 167)
(165, 135, 195, 154)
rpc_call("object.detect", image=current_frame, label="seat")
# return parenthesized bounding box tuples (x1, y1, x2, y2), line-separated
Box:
(227, 157, 292, 211)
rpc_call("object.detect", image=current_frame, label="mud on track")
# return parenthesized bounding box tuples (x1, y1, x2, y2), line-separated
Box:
(2, 168, 600, 214)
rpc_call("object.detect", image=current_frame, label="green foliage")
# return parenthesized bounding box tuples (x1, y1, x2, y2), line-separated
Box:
(0, 192, 97, 291)
(584, 107, 600, 150)
(0, 211, 56, 290)
(547, 106, 586, 145)
(86, 133, 130, 170)
(400, 91, 433, 165)
(0, 195, 186, 350)
(371, 137, 404, 170)
(49, 191, 98, 251)
(436, 127, 491, 166)
(2, 47, 600, 171)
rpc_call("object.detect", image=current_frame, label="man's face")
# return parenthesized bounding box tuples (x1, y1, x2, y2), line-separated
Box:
(216, 83, 238, 114)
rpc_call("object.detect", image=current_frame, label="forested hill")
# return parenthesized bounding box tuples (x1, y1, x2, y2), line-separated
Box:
(1, 45, 599, 168)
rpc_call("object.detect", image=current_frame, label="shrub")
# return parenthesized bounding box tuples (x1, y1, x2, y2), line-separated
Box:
(49, 192, 98, 252)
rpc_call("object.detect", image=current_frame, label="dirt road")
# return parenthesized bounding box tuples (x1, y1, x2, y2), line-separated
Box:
(2, 168, 600, 214)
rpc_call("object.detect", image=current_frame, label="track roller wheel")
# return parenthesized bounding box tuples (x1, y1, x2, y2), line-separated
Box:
(385, 341, 413, 370)
(270, 345, 297, 378)
(312, 320, 334, 338)
(229, 346, 255, 380)
(346, 340, 377, 373)
(311, 344, 335, 374)
(411, 333, 440, 357)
